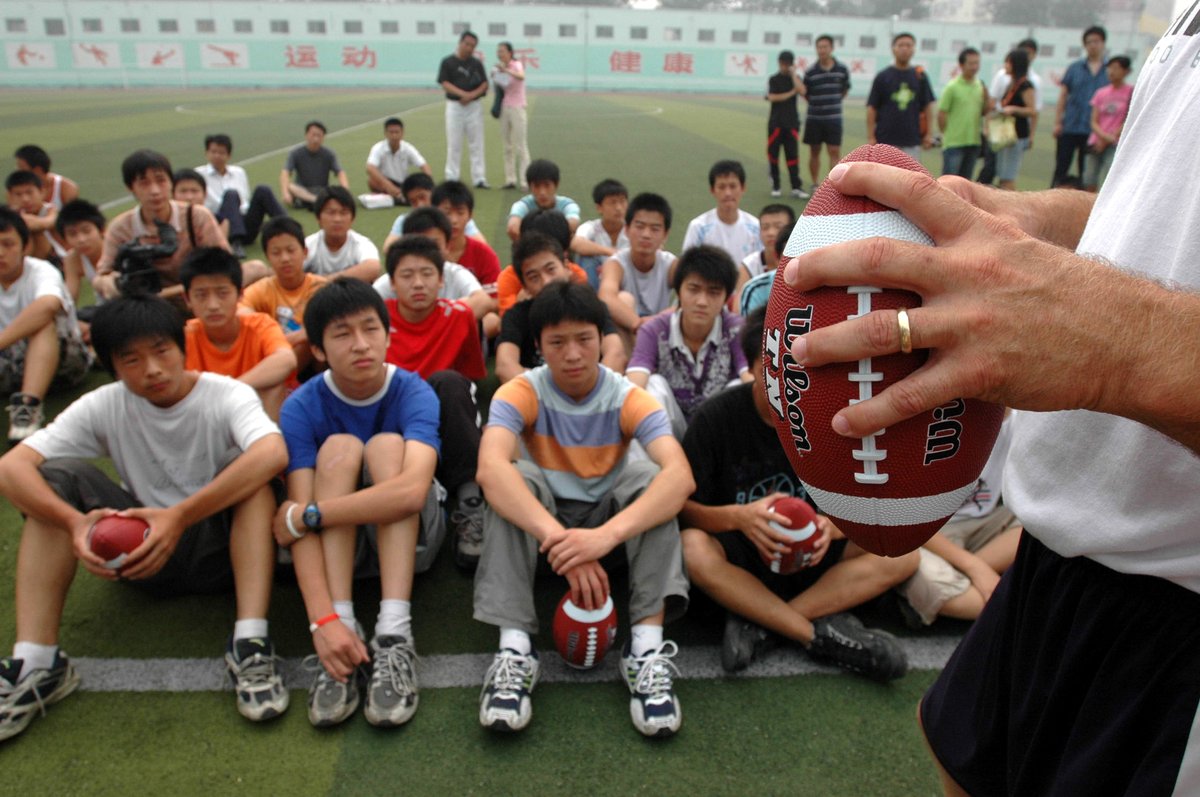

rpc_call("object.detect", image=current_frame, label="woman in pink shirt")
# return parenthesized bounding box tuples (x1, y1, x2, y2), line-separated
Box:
(1084, 56, 1134, 191)
(493, 42, 531, 191)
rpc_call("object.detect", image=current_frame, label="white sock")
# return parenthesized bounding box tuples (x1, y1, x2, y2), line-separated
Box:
(232, 618, 269, 641)
(13, 641, 58, 681)
(334, 601, 358, 633)
(630, 624, 663, 658)
(375, 599, 412, 639)
(499, 628, 532, 655)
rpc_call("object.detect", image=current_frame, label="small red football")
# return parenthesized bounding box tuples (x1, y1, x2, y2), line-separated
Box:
(552, 591, 617, 670)
(763, 144, 1003, 557)
(760, 497, 820, 575)
(87, 515, 150, 570)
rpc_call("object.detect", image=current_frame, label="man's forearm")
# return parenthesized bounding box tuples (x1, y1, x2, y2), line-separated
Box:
(599, 461, 693, 543)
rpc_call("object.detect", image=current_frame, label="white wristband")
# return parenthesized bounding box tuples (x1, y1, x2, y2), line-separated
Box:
(284, 504, 306, 540)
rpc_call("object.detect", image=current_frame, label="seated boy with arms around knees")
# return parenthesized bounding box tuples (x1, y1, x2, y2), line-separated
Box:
(598, 193, 676, 352)
(504, 159, 581, 242)
(626, 245, 751, 439)
(6, 170, 63, 263)
(304, 187, 381, 283)
(681, 160, 761, 264)
(434, 180, 500, 296)
(475, 281, 694, 738)
(0, 295, 290, 742)
(495, 231, 626, 384)
(13, 145, 78, 210)
(272, 278, 443, 728)
(181, 247, 297, 420)
(198, 134, 287, 256)
(736, 204, 795, 310)
(571, 179, 630, 289)
(0, 208, 91, 442)
(679, 308, 916, 680)
(57, 199, 106, 312)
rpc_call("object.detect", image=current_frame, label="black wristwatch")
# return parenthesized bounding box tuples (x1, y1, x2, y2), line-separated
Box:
(302, 502, 323, 533)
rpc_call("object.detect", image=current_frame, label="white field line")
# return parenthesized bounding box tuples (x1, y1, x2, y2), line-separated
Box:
(74, 636, 961, 692)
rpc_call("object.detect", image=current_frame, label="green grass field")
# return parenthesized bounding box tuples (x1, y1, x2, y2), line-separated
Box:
(0, 87, 1044, 795)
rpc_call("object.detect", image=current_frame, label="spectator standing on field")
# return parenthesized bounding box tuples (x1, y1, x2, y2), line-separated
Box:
(438, 31, 490, 189)
(492, 42, 531, 192)
(1053, 26, 1109, 187)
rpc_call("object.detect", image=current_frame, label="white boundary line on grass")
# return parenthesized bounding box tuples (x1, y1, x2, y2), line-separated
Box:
(99, 100, 444, 211)
(73, 636, 961, 692)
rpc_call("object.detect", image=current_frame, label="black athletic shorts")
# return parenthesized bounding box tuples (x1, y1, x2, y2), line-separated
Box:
(921, 532, 1200, 796)
(803, 118, 843, 147)
(719, 528, 848, 599)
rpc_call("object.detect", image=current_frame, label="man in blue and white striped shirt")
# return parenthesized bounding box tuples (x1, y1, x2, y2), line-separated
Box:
(802, 35, 852, 187)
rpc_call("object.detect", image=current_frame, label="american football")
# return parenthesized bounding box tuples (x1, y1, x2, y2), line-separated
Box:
(552, 592, 618, 670)
(87, 515, 151, 570)
(763, 144, 1004, 557)
(761, 496, 820, 575)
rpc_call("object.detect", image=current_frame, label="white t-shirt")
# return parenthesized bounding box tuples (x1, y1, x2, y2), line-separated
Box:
(0, 257, 81, 342)
(682, 208, 761, 263)
(741, 250, 768, 280)
(304, 230, 380, 276)
(1006, 17, 1200, 592)
(575, 218, 629, 252)
(25, 374, 280, 509)
(367, 140, 427, 182)
(989, 68, 1043, 110)
(197, 163, 252, 215)
(372, 261, 482, 302)
(613, 248, 675, 317)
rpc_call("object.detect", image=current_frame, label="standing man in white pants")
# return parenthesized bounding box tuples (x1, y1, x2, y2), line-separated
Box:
(492, 42, 531, 191)
(438, 31, 490, 189)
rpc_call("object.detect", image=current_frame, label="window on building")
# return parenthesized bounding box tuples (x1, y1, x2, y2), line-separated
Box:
(45, 19, 66, 36)
(860, 35, 876, 49)
(6, 18, 27, 33)
(82, 18, 102, 33)
(525, 24, 542, 37)
(1040, 44, 1055, 57)
(664, 27, 681, 41)
(270, 20, 289, 34)
(596, 25, 614, 39)
(796, 33, 813, 46)
(732, 30, 748, 44)
(981, 41, 996, 54)
(451, 22, 467, 36)
(196, 19, 216, 34)
(1067, 45, 1082, 58)
(951, 39, 967, 52)
(418, 22, 436, 35)
(381, 21, 399, 34)
(159, 19, 178, 33)
(489, 23, 506, 36)
(764, 32, 780, 45)
(234, 20, 253, 34)
(121, 19, 140, 33)
(631, 26, 647, 40)
(309, 21, 326, 34)
(921, 38, 937, 52)
(344, 21, 362, 34)
(560, 24, 577, 38)
(699, 29, 715, 43)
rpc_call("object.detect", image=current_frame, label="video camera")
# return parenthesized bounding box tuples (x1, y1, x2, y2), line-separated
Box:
(114, 219, 177, 296)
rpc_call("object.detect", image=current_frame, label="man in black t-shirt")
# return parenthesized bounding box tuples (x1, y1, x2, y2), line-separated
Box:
(495, 232, 625, 382)
(866, 33, 936, 161)
(279, 121, 351, 212)
(765, 51, 808, 200)
(437, 31, 490, 189)
(679, 308, 916, 680)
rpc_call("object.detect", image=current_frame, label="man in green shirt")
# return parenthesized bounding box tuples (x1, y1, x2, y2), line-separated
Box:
(939, 48, 989, 178)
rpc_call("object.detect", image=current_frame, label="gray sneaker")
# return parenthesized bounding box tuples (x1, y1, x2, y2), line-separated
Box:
(306, 658, 362, 728)
(720, 613, 777, 672)
(7, 393, 44, 443)
(451, 496, 485, 570)
(364, 635, 419, 727)
(0, 652, 80, 742)
(225, 637, 289, 722)
(809, 613, 908, 682)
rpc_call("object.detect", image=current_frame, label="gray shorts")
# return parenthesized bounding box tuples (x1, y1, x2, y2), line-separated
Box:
(347, 471, 447, 579)
(0, 331, 91, 395)
(473, 459, 689, 634)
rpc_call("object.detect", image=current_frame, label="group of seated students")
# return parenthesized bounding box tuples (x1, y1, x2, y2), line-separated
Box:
(0, 137, 1023, 745)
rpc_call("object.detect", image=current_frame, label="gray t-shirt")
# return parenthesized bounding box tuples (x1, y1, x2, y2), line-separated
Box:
(285, 145, 342, 190)
(613, 248, 675, 317)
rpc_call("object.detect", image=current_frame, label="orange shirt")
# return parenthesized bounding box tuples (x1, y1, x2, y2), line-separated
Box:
(496, 260, 588, 316)
(185, 311, 291, 378)
(240, 273, 327, 335)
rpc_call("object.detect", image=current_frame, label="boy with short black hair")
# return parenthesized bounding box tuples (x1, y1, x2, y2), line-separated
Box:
(280, 120, 351, 211)
(735, 203, 795, 309)
(433, 180, 500, 295)
(0, 208, 91, 441)
(198, 133, 287, 257)
(571, 179, 630, 288)
(272, 278, 443, 728)
(12, 145, 79, 210)
(305, 187, 380, 282)
(366, 117, 432, 203)
(0, 294, 290, 741)
(598, 193, 676, 348)
(627, 244, 750, 438)
(505, 159, 582, 242)
(56, 198, 106, 308)
(681, 161, 761, 264)
(496, 231, 626, 383)
(6, 170, 63, 262)
(384, 174, 486, 252)
(172, 168, 211, 212)
(475, 280, 694, 738)
(242, 217, 327, 381)
(181, 247, 297, 419)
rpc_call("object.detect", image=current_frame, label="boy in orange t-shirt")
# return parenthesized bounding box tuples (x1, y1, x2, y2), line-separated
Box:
(182, 247, 296, 419)
(241, 217, 327, 380)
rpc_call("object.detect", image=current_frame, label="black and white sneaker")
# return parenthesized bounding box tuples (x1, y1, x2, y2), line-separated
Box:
(364, 635, 419, 727)
(479, 648, 540, 732)
(225, 637, 289, 721)
(620, 641, 682, 738)
(809, 613, 908, 682)
(306, 658, 364, 728)
(7, 393, 44, 443)
(791, 187, 811, 200)
(720, 613, 777, 673)
(0, 652, 80, 742)
(451, 496, 485, 570)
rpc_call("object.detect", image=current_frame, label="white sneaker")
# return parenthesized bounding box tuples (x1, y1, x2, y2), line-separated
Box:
(619, 641, 682, 737)
(479, 648, 540, 732)
(770, 188, 782, 198)
(364, 635, 419, 727)
(225, 637, 289, 722)
(0, 652, 80, 742)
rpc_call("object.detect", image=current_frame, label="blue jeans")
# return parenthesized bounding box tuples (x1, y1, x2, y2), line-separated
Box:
(994, 139, 1028, 183)
(942, 146, 981, 178)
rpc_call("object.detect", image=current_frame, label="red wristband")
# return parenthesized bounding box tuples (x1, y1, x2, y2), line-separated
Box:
(308, 613, 340, 634)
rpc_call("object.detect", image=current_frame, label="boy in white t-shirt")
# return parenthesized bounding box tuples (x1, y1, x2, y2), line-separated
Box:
(0, 208, 90, 442)
(571, 179, 630, 289)
(680, 161, 761, 265)
(304, 187, 381, 282)
(0, 293, 290, 743)
(365, 118, 432, 204)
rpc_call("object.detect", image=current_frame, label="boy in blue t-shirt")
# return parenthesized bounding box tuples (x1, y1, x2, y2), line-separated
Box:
(505, 159, 581, 242)
(273, 278, 443, 729)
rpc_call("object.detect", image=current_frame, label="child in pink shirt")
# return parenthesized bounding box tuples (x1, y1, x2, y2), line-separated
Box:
(1084, 56, 1134, 191)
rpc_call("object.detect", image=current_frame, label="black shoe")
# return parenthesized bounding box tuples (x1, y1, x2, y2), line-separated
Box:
(809, 613, 907, 682)
(230, 241, 247, 259)
(474, 181, 492, 190)
(720, 612, 776, 672)
(501, 182, 517, 190)
(451, 496, 484, 570)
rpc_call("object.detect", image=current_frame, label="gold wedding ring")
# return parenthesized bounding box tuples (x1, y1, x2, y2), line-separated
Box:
(897, 309, 913, 354)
